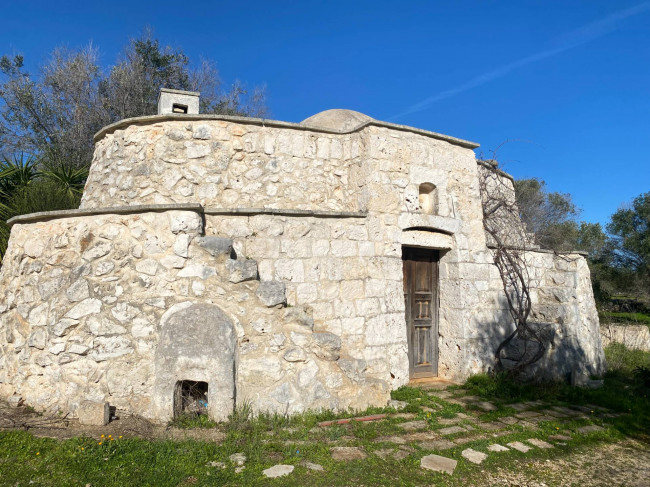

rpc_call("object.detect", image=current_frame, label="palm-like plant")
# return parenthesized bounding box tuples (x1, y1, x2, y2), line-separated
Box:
(0, 152, 88, 261)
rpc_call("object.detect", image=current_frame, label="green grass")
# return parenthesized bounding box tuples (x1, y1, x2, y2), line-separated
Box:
(599, 311, 650, 328)
(1, 347, 649, 486)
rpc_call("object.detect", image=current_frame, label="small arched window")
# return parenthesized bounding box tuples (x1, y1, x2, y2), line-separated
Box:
(418, 183, 437, 215)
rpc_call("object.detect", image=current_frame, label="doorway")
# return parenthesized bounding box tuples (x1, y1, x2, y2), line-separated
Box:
(402, 247, 439, 378)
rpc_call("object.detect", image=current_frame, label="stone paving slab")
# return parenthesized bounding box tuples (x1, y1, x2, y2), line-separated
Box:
(399, 420, 428, 431)
(488, 444, 509, 452)
(527, 438, 554, 449)
(393, 413, 417, 420)
(498, 416, 519, 425)
(432, 391, 453, 399)
(419, 439, 455, 450)
(420, 454, 457, 475)
(545, 409, 568, 418)
(301, 461, 324, 471)
(515, 411, 542, 419)
(507, 441, 532, 453)
(457, 395, 481, 403)
(376, 435, 407, 444)
(475, 401, 497, 411)
(577, 425, 605, 434)
(331, 446, 367, 461)
(437, 417, 461, 425)
(263, 465, 294, 478)
(549, 434, 572, 441)
(457, 412, 479, 422)
(439, 426, 467, 435)
(507, 403, 530, 411)
(551, 406, 581, 416)
(526, 415, 556, 424)
(462, 448, 488, 464)
(403, 432, 441, 442)
(479, 421, 505, 431)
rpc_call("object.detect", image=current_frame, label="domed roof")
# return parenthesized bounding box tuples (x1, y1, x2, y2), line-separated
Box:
(300, 109, 373, 131)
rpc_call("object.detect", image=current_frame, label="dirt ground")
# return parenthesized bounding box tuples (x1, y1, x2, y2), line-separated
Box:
(0, 400, 226, 442)
(471, 439, 650, 487)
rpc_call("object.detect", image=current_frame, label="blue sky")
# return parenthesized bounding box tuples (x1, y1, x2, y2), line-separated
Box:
(2, 0, 649, 226)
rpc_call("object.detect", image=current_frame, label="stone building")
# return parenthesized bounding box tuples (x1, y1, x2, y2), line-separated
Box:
(0, 90, 605, 422)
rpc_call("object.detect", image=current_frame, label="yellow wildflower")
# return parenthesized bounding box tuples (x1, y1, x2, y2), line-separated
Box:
(36, 452, 40, 456)
(98, 442, 103, 445)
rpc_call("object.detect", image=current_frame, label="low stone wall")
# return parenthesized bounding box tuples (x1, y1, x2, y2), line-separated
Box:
(600, 324, 650, 351)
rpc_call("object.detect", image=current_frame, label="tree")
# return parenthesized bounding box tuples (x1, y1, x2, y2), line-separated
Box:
(607, 191, 650, 294)
(514, 178, 580, 251)
(0, 32, 268, 169)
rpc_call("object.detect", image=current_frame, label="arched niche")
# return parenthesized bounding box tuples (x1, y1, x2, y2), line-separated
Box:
(153, 302, 236, 422)
(418, 183, 438, 215)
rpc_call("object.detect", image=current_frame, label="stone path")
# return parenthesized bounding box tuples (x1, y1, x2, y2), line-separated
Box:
(310, 387, 619, 476)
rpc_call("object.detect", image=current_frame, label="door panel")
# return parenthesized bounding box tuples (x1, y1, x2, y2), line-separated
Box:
(402, 247, 439, 378)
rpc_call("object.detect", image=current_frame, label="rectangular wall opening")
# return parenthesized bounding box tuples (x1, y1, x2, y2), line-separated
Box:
(172, 103, 189, 114)
(173, 380, 208, 418)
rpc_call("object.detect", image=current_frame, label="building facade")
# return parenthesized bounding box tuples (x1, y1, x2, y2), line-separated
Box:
(0, 92, 605, 422)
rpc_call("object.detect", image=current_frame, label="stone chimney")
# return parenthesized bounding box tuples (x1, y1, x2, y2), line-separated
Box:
(157, 88, 200, 115)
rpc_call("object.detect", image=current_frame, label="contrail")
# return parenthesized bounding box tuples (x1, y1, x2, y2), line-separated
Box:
(390, 2, 650, 121)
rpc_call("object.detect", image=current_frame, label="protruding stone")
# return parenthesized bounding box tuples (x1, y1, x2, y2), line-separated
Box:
(262, 465, 294, 478)
(256, 281, 286, 307)
(420, 454, 457, 475)
(196, 236, 233, 257)
(312, 332, 341, 361)
(77, 401, 110, 426)
(226, 259, 258, 283)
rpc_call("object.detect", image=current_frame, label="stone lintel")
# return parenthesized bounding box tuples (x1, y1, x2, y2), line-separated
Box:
(93, 113, 480, 149)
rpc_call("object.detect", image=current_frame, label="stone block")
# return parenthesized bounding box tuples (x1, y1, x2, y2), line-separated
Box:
(196, 236, 233, 257)
(226, 259, 258, 283)
(256, 281, 286, 307)
(77, 401, 110, 426)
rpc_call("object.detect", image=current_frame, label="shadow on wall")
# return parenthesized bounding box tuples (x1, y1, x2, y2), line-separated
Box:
(469, 295, 605, 382)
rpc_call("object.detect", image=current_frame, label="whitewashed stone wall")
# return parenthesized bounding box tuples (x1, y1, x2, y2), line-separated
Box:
(0, 212, 390, 420)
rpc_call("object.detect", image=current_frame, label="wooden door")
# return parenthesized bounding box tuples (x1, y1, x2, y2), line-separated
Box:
(402, 247, 439, 378)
